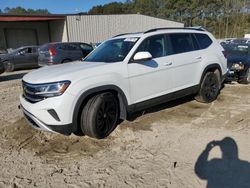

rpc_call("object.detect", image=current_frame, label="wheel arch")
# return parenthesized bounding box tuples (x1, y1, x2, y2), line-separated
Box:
(200, 63, 222, 85)
(72, 85, 128, 133)
(61, 59, 72, 63)
(3, 59, 15, 72)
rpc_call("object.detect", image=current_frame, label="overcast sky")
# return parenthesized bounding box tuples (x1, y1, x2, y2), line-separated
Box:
(0, 0, 126, 14)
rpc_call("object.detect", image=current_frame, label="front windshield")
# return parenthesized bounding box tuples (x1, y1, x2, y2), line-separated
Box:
(224, 44, 249, 56)
(84, 37, 139, 62)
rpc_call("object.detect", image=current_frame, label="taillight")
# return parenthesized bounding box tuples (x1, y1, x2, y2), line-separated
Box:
(49, 46, 57, 56)
(222, 50, 228, 58)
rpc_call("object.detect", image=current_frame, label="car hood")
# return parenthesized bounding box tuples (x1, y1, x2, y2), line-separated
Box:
(23, 61, 110, 84)
(0, 53, 10, 60)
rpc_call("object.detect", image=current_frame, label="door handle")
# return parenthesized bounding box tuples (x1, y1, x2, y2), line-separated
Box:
(164, 62, 172, 66)
(195, 56, 202, 60)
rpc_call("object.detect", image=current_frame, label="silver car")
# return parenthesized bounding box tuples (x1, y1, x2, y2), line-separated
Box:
(38, 42, 93, 66)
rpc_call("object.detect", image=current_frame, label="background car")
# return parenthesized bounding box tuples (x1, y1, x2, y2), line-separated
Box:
(38, 42, 93, 66)
(1, 46, 39, 72)
(222, 43, 250, 84)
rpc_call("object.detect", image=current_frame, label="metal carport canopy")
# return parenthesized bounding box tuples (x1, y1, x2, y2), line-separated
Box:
(0, 14, 65, 21)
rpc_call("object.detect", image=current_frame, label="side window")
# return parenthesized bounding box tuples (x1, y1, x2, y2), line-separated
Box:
(67, 44, 79, 50)
(58, 44, 67, 50)
(80, 44, 93, 51)
(20, 48, 31, 54)
(195, 33, 213, 49)
(169, 33, 198, 54)
(136, 35, 166, 58)
(32, 47, 38, 53)
(59, 44, 78, 51)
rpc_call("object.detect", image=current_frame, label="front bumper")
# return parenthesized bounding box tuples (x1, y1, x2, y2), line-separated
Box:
(20, 92, 77, 135)
(20, 105, 72, 135)
(226, 69, 245, 82)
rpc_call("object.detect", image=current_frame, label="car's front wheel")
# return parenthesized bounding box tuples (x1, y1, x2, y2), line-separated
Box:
(4, 61, 14, 72)
(195, 71, 220, 103)
(80, 92, 119, 139)
(238, 68, 250, 84)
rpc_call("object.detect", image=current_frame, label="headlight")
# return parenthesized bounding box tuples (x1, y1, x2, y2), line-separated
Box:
(23, 80, 71, 98)
(231, 63, 244, 70)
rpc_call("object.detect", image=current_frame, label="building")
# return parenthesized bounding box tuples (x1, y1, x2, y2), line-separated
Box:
(0, 14, 183, 50)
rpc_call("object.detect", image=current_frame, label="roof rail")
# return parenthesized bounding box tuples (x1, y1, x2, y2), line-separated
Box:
(144, 26, 206, 34)
(113, 32, 142, 38)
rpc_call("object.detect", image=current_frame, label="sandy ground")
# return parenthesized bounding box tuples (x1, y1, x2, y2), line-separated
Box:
(0, 70, 250, 188)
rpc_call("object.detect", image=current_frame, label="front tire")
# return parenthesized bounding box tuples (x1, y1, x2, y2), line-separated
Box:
(80, 92, 119, 139)
(195, 72, 220, 103)
(4, 61, 14, 72)
(238, 68, 250, 84)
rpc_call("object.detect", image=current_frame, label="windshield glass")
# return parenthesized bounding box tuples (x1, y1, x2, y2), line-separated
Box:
(224, 44, 249, 56)
(84, 37, 139, 62)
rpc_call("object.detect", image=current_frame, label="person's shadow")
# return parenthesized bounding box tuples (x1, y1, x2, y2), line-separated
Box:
(195, 137, 250, 188)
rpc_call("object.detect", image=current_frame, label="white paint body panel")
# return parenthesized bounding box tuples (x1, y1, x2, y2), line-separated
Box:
(21, 29, 227, 129)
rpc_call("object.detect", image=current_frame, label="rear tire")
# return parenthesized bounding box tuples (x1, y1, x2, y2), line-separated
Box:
(195, 71, 220, 103)
(238, 68, 250, 84)
(4, 61, 14, 72)
(80, 92, 119, 139)
(62, 59, 71, 64)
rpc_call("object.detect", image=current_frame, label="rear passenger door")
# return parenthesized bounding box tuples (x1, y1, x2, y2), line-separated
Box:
(14, 47, 35, 68)
(167, 33, 202, 90)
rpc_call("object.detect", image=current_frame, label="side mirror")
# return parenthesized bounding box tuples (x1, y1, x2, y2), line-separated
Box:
(133, 51, 152, 62)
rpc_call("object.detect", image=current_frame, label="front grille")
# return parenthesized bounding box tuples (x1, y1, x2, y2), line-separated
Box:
(22, 81, 46, 103)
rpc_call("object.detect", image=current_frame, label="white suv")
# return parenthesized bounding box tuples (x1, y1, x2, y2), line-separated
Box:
(20, 28, 227, 139)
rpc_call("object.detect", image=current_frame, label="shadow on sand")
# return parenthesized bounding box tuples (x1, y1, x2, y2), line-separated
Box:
(195, 137, 250, 188)
(0, 72, 27, 82)
(127, 95, 195, 121)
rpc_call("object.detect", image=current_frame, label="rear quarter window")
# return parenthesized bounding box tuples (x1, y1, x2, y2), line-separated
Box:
(195, 33, 213, 49)
(39, 44, 51, 52)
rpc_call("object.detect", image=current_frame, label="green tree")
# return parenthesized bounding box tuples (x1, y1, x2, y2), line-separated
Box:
(4, 6, 50, 15)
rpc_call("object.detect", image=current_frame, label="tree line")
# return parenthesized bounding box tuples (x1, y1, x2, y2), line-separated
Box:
(0, 7, 50, 15)
(88, 0, 250, 39)
(1, 1, 249, 38)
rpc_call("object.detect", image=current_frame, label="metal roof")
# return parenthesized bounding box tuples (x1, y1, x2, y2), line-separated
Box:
(0, 14, 65, 21)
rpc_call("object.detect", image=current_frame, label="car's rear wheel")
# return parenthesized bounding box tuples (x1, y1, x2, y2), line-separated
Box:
(238, 68, 250, 84)
(62, 59, 71, 64)
(195, 71, 220, 103)
(80, 92, 119, 139)
(4, 61, 14, 72)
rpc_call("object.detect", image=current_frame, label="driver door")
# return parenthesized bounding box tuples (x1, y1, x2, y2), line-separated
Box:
(128, 34, 174, 105)
(14, 47, 35, 68)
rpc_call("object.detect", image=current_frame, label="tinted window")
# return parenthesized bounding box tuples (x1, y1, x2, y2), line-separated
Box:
(195, 34, 212, 49)
(39, 44, 51, 52)
(136, 35, 167, 58)
(169, 33, 198, 54)
(57, 43, 79, 51)
(80, 44, 93, 51)
(20, 48, 32, 54)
